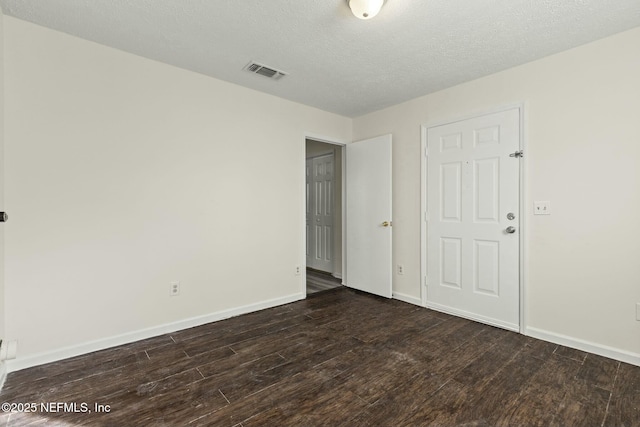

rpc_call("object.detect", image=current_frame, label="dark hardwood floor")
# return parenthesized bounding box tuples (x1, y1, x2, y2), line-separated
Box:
(1, 288, 638, 426)
(306, 268, 343, 294)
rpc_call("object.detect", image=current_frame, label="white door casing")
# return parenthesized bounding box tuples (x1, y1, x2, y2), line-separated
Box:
(346, 134, 392, 298)
(426, 108, 521, 331)
(306, 154, 334, 272)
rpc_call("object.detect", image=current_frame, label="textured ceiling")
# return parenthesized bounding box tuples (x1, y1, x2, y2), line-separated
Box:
(1, 0, 639, 117)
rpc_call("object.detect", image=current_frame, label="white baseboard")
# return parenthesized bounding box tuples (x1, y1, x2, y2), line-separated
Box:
(393, 292, 422, 307)
(7, 293, 304, 373)
(0, 362, 6, 392)
(526, 326, 640, 367)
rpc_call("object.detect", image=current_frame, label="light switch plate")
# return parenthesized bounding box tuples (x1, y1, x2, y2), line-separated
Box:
(534, 201, 551, 215)
(636, 303, 640, 321)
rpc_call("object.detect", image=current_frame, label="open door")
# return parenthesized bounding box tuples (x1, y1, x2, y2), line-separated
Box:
(345, 134, 392, 298)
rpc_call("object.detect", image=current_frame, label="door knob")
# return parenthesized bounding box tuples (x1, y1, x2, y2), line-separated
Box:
(382, 221, 391, 227)
(0, 212, 7, 222)
(505, 226, 516, 234)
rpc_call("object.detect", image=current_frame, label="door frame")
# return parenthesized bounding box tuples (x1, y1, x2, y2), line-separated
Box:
(420, 103, 528, 333)
(302, 133, 347, 298)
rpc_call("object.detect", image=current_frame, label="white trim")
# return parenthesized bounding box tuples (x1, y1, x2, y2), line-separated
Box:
(301, 138, 308, 298)
(340, 144, 347, 287)
(304, 132, 349, 147)
(421, 102, 527, 130)
(0, 362, 6, 392)
(420, 103, 526, 331)
(6, 293, 303, 373)
(526, 327, 640, 367)
(518, 103, 528, 333)
(393, 292, 422, 307)
(420, 125, 428, 308)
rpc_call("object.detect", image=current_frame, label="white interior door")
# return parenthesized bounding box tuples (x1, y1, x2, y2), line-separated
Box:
(427, 108, 520, 330)
(306, 154, 334, 272)
(346, 134, 392, 298)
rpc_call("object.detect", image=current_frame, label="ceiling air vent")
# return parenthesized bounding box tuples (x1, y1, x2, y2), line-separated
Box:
(243, 62, 287, 81)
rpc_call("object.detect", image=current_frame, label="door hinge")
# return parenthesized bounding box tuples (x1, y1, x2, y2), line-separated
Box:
(509, 150, 524, 158)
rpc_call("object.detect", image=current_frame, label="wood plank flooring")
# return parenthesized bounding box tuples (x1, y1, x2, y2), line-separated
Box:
(1, 288, 638, 426)
(306, 268, 343, 294)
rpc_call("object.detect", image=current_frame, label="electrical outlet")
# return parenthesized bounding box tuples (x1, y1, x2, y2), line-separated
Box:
(397, 265, 404, 275)
(295, 266, 301, 276)
(533, 201, 551, 215)
(636, 303, 640, 321)
(170, 281, 180, 296)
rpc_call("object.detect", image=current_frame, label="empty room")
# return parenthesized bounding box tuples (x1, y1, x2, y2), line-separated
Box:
(0, 1, 639, 426)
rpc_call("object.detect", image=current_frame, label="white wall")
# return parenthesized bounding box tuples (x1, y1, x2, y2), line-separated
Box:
(353, 27, 640, 361)
(3, 16, 351, 367)
(0, 4, 6, 384)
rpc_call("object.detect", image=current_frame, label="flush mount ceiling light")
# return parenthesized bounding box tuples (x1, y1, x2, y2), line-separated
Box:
(347, 0, 386, 20)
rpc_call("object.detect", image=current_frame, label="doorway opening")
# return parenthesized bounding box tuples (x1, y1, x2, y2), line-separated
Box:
(305, 139, 344, 295)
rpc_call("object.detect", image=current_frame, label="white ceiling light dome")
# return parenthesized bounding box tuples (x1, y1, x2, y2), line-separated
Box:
(348, 0, 385, 20)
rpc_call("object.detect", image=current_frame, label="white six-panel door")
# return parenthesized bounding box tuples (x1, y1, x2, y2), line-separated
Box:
(306, 154, 334, 272)
(427, 108, 521, 331)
